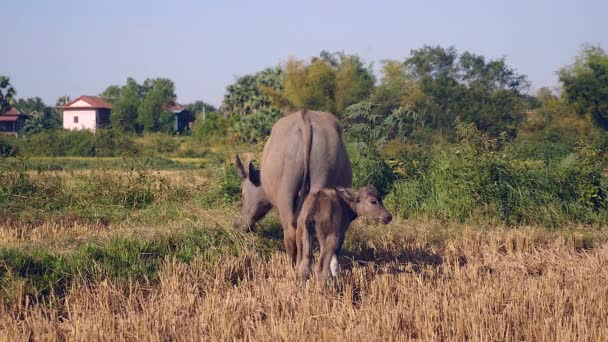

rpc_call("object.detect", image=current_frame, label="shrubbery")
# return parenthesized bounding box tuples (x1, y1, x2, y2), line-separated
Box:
(1, 129, 138, 157)
(231, 109, 282, 143)
(0, 139, 18, 157)
(386, 120, 608, 226)
(348, 143, 396, 196)
(191, 111, 233, 144)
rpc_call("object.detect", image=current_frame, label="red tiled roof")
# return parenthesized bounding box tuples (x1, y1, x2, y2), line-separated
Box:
(60, 95, 112, 109)
(0, 116, 19, 122)
(163, 103, 185, 113)
(0, 107, 30, 118)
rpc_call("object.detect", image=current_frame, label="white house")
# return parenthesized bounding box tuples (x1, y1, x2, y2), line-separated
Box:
(61, 95, 112, 131)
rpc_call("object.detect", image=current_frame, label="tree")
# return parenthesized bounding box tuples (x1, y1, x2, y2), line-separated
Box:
(399, 45, 529, 136)
(343, 101, 385, 146)
(279, 52, 374, 114)
(15, 97, 61, 133)
(221, 67, 283, 116)
(0, 76, 16, 113)
(334, 54, 375, 113)
(111, 78, 142, 133)
(559, 45, 608, 129)
(100, 85, 121, 103)
(186, 100, 216, 115)
(137, 78, 176, 132)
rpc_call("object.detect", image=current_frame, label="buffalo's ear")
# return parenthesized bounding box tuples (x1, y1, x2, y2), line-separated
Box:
(246, 160, 261, 186)
(234, 155, 247, 180)
(336, 187, 358, 203)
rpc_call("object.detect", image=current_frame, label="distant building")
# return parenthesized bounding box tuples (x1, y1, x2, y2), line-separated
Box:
(163, 103, 194, 134)
(0, 107, 31, 135)
(60, 95, 112, 131)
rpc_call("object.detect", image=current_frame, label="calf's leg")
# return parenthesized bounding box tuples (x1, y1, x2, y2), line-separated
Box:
(297, 224, 313, 288)
(317, 235, 339, 287)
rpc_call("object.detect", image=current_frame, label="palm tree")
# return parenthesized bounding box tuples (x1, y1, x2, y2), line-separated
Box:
(0, 76, 16, 113)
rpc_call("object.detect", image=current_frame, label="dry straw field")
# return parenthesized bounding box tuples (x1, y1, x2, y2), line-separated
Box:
(1, 211, 607, 341)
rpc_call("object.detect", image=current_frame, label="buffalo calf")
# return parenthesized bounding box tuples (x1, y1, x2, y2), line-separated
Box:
(296, 186, 392, 287)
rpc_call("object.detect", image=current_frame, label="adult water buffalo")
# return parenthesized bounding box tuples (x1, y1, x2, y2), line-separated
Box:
(234, 109, 352, 264)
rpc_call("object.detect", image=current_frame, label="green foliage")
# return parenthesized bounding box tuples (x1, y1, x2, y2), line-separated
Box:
(348, 143, 396, 196)
(363, 46, 530, 138)
(102, 77, 179, 133)
(2, 129, 137, 157)
(278, 52, 375, 114)
(222, 67, 283, 116)
(0, 138, 18, 157)
(192, 111, 232, 144)
(344, 101, 421, 145)
(138, 78, 176, 133)
(0, 157, 193, 223)
(343, 101, 385, 146)
(559, 45, 608, 129)
(404, 46, 529, 136)
(218, 160, 242, 205)
(333, 53, 376, 113)
(99, 84, 121, 102)
(110, 78, 141, 133)
(0, 76, 16, 113)
(199, 155, 242, 207)
(186, 100, 216, 113)
(231, 109, 282, 143)
(386, 119, 608, 226)
(15, 97, 61, 133)
(149, 133, 179, 153)
(0, 227, 238, 301)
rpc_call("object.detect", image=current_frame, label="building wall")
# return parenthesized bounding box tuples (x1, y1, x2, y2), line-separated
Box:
(63, 109, 97, 131)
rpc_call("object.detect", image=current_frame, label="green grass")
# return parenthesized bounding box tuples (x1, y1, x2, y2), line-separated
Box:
(0, 225, 244, 302)
(2, 156, 209, 171)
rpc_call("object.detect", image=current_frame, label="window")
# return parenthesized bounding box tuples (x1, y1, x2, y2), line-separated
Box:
(74, 116, 79, 123)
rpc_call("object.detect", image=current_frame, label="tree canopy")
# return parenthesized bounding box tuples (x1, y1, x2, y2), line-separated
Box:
(559, 45, 608, 129)
(0, 76, 16, 113)
(102, 77, 178, 133)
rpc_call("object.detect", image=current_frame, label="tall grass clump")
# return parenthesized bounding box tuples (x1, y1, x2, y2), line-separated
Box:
(199, 154, 242, 208)
(0, 157, 193, 223)
(387, 119, 607, 226)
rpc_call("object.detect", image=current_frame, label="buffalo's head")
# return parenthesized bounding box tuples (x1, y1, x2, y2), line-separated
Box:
(233, 155, 272, 231)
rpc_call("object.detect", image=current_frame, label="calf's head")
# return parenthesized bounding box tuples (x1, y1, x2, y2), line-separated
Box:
(337, 186, 392, 224)
(233, 155, 272, 230)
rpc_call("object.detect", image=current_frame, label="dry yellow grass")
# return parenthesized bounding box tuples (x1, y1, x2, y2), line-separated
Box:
(1, 218, 608, 341)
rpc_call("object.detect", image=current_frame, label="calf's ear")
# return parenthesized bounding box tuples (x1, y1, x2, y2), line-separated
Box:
(234, 155, 247, 180)
(336, 187, 358, 202)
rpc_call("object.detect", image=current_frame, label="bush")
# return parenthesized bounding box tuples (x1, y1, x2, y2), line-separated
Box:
(10, 129, 137, 157)
(348, 143, 396, 196)
(200, 155, 241, 207)
(0, 138, 18, 157)
(386, 120, 608, 226)
(231, 109, 282, 143)
(192, 111, 233, 144)
(150, 133, 179, 153)
(94, 129, 140, 156)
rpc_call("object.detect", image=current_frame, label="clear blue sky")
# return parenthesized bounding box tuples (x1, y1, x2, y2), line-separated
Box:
(3, 0, 606, 108)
